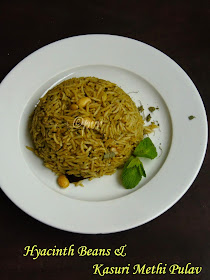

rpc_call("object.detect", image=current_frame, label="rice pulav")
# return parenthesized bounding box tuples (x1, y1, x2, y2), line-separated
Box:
(29, 77, 144, 180)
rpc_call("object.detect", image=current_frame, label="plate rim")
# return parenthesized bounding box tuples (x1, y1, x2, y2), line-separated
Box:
(0, 34, 208, 234)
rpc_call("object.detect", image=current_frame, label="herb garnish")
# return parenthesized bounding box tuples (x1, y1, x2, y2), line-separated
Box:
(188, 115, 196, 120)
(121, 137, 157, 189)
(148, 106, 156, 112)
(146, 114, 151, 122)
(138, 105, 144, 112)
(133, 137, 157, 159)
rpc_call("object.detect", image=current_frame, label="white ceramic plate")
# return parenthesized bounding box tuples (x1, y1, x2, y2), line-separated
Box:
(0, 35, 207, 234)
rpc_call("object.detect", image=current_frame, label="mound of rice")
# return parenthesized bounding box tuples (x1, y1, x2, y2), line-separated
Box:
(29, 77, 144, 179)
